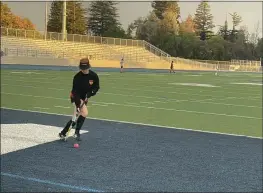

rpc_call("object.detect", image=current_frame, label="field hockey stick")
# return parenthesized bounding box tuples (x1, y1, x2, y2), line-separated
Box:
(66, 101, 86, 137)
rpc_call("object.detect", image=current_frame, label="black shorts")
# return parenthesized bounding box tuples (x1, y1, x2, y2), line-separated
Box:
(70, 96, 88, 106)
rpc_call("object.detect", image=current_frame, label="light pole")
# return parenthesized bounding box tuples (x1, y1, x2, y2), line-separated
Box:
(62, 0, 67, 41)
(45, 1, 48, 40)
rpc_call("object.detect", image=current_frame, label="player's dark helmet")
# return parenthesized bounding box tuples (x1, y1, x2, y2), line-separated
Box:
(79, 57, 91, 70)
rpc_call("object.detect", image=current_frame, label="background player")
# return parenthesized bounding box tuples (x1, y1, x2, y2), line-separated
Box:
(59, 57, 100, 141)
(170, 60, 175, 73)
(215, 64, 219, 76)
(120, 57, 124, 73)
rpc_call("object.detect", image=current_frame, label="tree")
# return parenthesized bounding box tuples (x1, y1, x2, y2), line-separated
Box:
(104, 25, 127, 38)
(152, 0, 167, 20)
(193, 1, 215, 40)
(238, 25, 249, 44)
(151, 0, 181, 29)
(87, 1, 121, 36)
(179, 14, 195, 34)
(230, 12, 242, 31)
(249, 21, 261, 45)
(207, 36, 225, 60)
(256, 38, 263, 58)
(47, 1, 87, 34)
(126, 23, 135, 38)
(126, 6, 259, 62)
(152, 1, 180, 20)
(127, 17, 145, 38)
(47, 1, 63, 33)
(66, 1, 87, 34)
(22, 18, 35, 30)
(1, 2, 13, 28)
(177, 33, 198, 58)
(133, 3, 181, 43)
(229, 12, 242, 42)
(158, 2, 181, 35)
(1, 2, 36, 30)
(136, 12, 160, 43)
(218, 19, 230, 40)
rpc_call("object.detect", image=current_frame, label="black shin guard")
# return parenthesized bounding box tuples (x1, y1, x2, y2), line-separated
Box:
(75, 115, 85, 134)
(61, 120, 73, 135)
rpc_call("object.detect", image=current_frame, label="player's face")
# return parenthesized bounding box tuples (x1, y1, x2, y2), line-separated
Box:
(81, 69, 89, 74)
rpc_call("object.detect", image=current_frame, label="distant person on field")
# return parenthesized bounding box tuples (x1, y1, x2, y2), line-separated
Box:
(120, 57, 124, 73)
(170, 61, 175, 73)
(215, 64, 219, 76)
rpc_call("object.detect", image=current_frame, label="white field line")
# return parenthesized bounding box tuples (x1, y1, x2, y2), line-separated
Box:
(8, 71, 110, 76)
(140, 101, 154, 104)
(137, 74, 167, 76)
(110, 86, 261, 101)
(54, 106, 70, 109)
(231, 82, 263, 86)
(3, 73, 262, 94)
(10, 71, 46, 75)
(3, 70, 260, 79)
(92, 75, 262, 90)
(1, 76, 261, 97)
(153, 101, 167, 103)
(33, 107, 49, 110)
(1, 84, 261, 108)
(115, 82, 261, 96)
(1, 84, 65, 91)
(2, 78, 260, 101)
(1, 106, 262, 139)
(91, 104, 108, 107)
(4, 70, 255, 78)
(195, 95, 262, 103)
(125, 102, 138, 105)
(1, 92, 262, 120)
(104, 76, 263, 91)
(97, 73, 111, 76)
(4, 71, 261, 92)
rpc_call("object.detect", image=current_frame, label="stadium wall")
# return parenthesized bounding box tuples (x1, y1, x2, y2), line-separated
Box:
(1, 56, 216, 71)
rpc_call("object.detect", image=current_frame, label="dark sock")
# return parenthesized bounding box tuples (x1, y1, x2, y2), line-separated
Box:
(61, 120, 73, 135)
(75, 115, 85, 134)
(72, 121, 76, 128)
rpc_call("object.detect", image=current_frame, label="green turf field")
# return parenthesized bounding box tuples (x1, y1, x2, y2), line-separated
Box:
(1, 69, 262, 138)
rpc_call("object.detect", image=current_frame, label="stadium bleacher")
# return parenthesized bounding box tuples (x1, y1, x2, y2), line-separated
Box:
(1, 27, 261, 72)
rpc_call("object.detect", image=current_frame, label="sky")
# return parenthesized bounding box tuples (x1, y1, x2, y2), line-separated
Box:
(4, 1, 263, 37)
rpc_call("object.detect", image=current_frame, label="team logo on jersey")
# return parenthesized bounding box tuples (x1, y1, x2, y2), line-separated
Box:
(89, 80, 94, 85)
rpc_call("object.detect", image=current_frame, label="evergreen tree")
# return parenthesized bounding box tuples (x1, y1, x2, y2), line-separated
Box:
(67, 1, 87, 34)
(193, 1, 214, 40)
(229, 12, 242, 42)
(47, 1, 87, 34)
(47, 1, 63, 33)
(87, 1, 122, 36)
(230, 12, 242, 31)
(218, 19, 230, 40)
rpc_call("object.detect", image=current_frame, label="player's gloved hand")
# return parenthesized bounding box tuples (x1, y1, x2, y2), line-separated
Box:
(86, 90, 97, 99)
(70, 92, 74, 103)
(84, 98, 88, 105)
